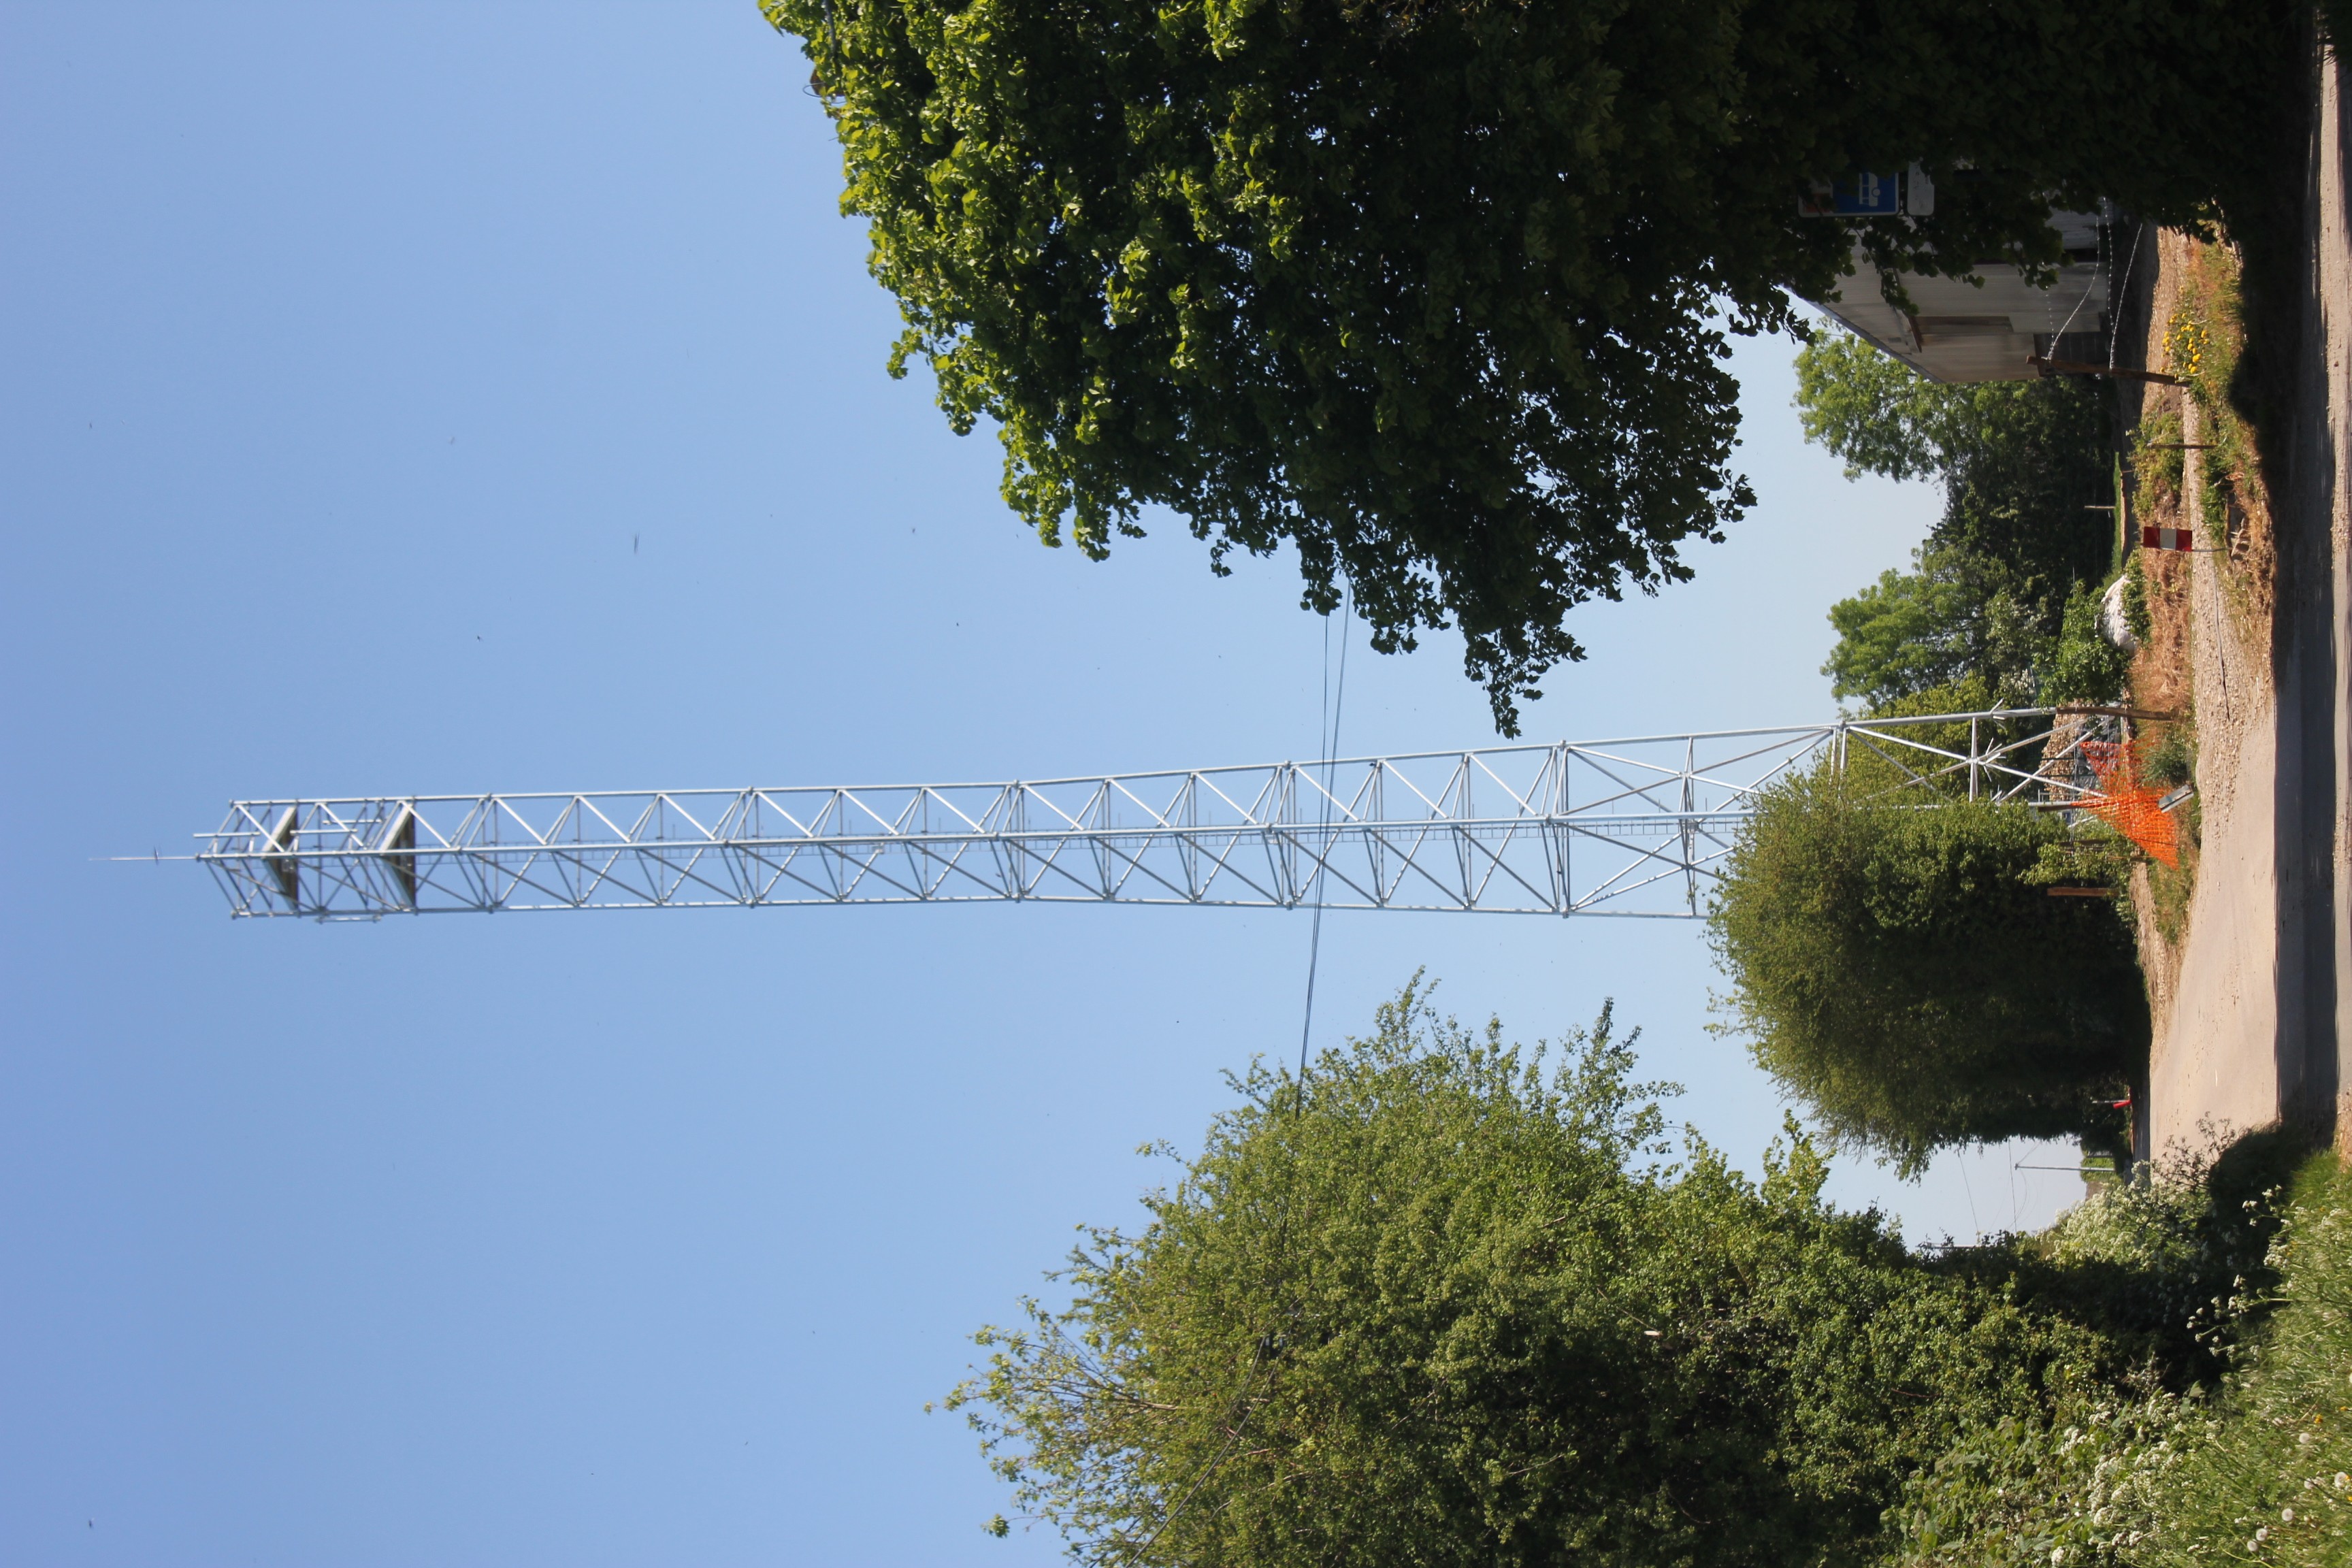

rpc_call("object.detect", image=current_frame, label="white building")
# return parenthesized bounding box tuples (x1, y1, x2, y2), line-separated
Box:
(1803, 178, 2110, 382)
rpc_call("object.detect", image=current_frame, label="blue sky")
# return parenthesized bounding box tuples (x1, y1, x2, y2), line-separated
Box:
(0, 5, 2082, 1562)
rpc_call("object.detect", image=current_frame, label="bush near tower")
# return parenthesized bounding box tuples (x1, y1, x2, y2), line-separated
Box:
(1708, 773, 2146, 1174)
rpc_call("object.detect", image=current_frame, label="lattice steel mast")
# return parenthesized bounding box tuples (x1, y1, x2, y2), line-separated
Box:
(197, 708, 2119, 923)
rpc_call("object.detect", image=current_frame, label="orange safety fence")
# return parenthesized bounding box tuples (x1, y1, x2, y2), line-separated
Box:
(2076, 737, 2180, 868)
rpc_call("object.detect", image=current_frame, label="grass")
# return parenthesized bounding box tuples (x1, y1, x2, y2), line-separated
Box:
(2138, 720, 2200, 946)
(2145, 803, 2200, 946)
(2134, 409, 2187, 501)
(2142, 1152, 2352, 1566)
(2167, 245, 2274, 626)
(1886, 1143, 2350, 1567)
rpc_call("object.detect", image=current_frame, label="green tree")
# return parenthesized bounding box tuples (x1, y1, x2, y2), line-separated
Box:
(1797, 329, 2118, 709)
(1823, 546, 2044, 709)
(1937, 379, 2115, 600)
(762, 0, 2293, 731)
(1793, 327, 1991, 485)
(951, 983, 2110, 1566)
(1796, 330, 2115, 609)
(1710, 774, 2146, 1174)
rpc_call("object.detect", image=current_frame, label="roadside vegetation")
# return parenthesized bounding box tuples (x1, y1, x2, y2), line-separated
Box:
(1693, 333, 2157, 1180)
(2138, 717, 2200, 947)
(947, 264, 2336, 1563)
(1708, 775, 2144, 1174)
(2156, 244, 2273, 621)
(2118, 238, 2281, 974)
(1796, 329, 2127, 715)
(1889, 1144, 2352, 1568)
(950, 987, 2349, 1567)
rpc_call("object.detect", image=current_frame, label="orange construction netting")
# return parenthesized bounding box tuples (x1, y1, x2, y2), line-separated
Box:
(2076, 737, 2180, 868)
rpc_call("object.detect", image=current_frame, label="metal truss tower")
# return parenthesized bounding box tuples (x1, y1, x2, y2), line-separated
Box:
(197, 708, 2121, 923)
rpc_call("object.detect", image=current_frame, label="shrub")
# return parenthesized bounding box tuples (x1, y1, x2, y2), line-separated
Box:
(1710, 775, 2146, 1173)
(2142, 725, 2194, 791)
(2134, 410, 2188, 507)
(1890, 1137, 2330, 1568)
(2123, 553, 2153, 647)
(2038, 582, 2134, 706)
(2137, 1153, 2352, 1567)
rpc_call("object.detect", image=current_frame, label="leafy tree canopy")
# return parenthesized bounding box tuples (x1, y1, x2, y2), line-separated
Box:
(762, 0, 2293, 730)
(1795, 330, 2117, 598)
(1938, 387, 2114, 600)
(1823, 546, 2043, 710)
(1792, 327, 1993, 485)
(1710, 774, 2145, 1173)
(1797, 329, 2123, 710)
(953, 983, 2108, 1565)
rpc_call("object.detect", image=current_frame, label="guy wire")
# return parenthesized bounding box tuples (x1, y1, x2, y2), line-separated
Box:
(1296, 584, 1353, 1103)
(1128, 583, 1354, 1561)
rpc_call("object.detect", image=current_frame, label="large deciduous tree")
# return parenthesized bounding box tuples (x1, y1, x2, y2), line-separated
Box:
(950, 984, 2110, 1565)
(1795, 328, 2125, 710)
(762, 0, 2296, 729)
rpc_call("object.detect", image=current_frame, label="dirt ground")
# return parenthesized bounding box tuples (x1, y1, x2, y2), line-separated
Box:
(2134, 52, 2351, 1158)
(2132, 234, 2285, 1156)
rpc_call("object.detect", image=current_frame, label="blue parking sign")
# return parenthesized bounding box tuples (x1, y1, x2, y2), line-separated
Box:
(1799, 172, 1904, 218)
(1832, 172, 1901, 214)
